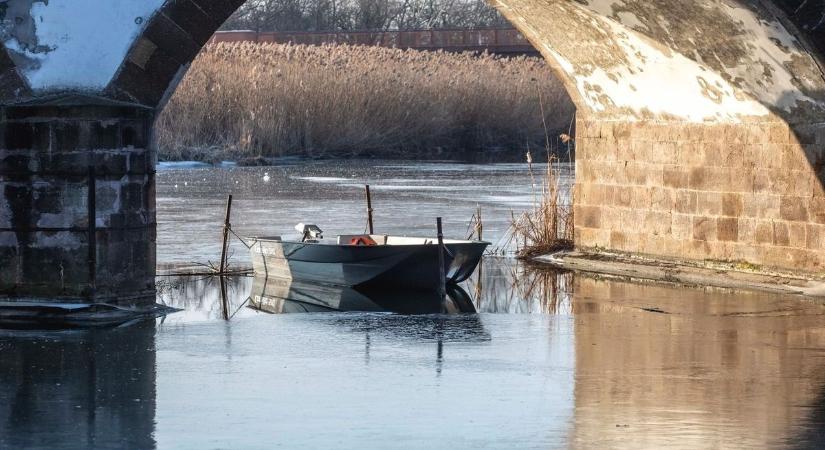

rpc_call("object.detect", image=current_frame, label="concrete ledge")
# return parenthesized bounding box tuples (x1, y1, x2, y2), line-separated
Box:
(0, 301, 177, 329)
(535, 251, 825, 298)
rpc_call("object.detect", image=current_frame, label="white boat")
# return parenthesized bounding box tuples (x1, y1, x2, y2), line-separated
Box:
(248, 229, 489, 290)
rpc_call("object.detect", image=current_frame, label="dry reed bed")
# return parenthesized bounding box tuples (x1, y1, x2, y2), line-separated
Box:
(506, 157, 574, 258)
(156, 42, 573, 161)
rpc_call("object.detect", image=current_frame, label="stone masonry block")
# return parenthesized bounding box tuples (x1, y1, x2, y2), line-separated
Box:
(673, 190, 697, 214)
(808, 224, 825, 250)
(574, 227, 610, 248)
(693, 217, 717, 242)
(755, 221, 774, 245)
(576, 205, 602, 229)
(4, 122, 50, 151)
(697, 192, 723, 216)
(744, 124, 771, 145)
(614, 186, 632, 208)
(610, 230, 629, 250)
(701, 124, 727, 143)
(738, 218, 758, 243)
(783, 145, 811, 172)
(672, 213, 693, 240)
(690, 166, 730, 191)
(773, 221, 790, 246)
(742, 193, 780, 219)
(789, 222, 807, 248)
(645, 211, 671, 236)
(780, 197, 809, 222)
(650, 187, 672, 211)
(721, 143, 745, 168)
(811, 197, 825, 224)
(663, 166, 690, 189)
(767, 122, 790, 144)
(721, 193, 744, 217)
(674, 142, 700, 166)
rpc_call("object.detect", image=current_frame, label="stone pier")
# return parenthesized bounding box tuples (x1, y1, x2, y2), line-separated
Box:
(574, 119, 825, 272)
(492, 0, 825, 274)
(0, 96, 155, 304)
(0, 0, 243, 306)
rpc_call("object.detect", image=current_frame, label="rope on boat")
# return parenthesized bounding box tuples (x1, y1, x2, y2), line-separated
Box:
(228, 226, 258, 249)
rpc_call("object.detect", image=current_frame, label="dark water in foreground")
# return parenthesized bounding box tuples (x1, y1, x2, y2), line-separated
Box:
(2, 161, 825, 449)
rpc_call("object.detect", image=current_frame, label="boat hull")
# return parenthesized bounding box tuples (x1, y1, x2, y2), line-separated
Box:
(249, 239, 488, 289)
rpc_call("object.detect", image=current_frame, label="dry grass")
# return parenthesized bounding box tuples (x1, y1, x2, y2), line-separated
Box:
(156, 42, 574, 161)
(506, 155, 574, 259)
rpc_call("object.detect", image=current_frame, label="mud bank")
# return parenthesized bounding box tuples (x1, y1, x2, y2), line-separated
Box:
(537, 251, 825, 299)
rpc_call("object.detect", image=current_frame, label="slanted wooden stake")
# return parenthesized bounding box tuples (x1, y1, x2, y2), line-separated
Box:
(365, 185, 374, 234)
(436, 217, 447, 303)
(219, 195, 233, 274)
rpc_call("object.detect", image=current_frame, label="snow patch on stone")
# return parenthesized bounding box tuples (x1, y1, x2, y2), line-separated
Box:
(721, 3, 818, 113)
(2, 0, 166, 91)
(568, 12, 769, 121)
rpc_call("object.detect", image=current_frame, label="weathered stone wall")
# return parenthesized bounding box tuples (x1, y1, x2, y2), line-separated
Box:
(574, 118, 825, 272)
(0, 98, 155, 305)
(488, 0, 825, 272)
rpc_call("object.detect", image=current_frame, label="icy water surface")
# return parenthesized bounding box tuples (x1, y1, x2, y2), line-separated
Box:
(3, 161, 825, 449)
(155, 160, 564, 264)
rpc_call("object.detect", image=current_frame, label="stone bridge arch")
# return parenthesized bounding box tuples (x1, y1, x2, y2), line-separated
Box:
(0, 0, 824, 305)
(485, 0, 825, 272)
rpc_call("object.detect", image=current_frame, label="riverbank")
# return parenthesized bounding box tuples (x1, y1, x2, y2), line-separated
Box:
(156, 43, 573, 162)
(538, 250, 825, 298)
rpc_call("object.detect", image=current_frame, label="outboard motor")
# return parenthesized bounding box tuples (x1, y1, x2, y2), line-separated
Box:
(295, 223, 323, 243)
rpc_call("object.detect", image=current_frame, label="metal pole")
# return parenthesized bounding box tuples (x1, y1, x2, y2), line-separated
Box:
(365, 185, 374, 235)
(88, 165, 96, 299)
(436, 217, 447, 303)
(219, 195, 233, 274)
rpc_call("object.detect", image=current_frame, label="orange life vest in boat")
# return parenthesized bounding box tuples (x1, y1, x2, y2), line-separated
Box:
(350, 236, 377, 246)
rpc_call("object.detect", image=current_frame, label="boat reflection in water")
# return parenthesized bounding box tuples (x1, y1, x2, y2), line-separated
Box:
(249, 275, 477, 315)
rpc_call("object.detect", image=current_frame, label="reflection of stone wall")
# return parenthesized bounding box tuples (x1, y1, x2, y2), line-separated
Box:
(574, 119, 825, 271)
(570, 277, 825, 448)
(0, 322, 157, 448)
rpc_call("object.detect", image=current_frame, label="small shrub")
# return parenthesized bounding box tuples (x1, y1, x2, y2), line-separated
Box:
(506, 155, 574, 258)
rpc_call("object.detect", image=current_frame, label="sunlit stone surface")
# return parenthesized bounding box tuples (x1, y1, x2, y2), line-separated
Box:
(490, 0, 825, 272)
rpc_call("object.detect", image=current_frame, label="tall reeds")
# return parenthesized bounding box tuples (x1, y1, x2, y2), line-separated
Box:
(506, 154, 574, 258)
(155, 42, 573, 161)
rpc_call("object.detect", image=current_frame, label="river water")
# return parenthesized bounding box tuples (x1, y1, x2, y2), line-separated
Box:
(2, 160, 825, 449)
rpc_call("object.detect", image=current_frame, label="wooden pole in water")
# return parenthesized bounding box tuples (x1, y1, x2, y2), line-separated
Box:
(219, 275, 229, 321)
(476, 206, 483, 241)
(436, 217, 447, 303)
(365, 185, 374, 234)
(219, 195, 233, 274)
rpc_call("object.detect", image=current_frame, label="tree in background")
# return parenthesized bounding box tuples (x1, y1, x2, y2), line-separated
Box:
(222, 0, 510, 32)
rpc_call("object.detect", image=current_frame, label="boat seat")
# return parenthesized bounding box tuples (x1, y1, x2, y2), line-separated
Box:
(338, 234, 388, 245)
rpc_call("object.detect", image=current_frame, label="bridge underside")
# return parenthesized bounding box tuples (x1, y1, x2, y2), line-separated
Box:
(1, 0, 825, 304)
(492, 0, 825, 272)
